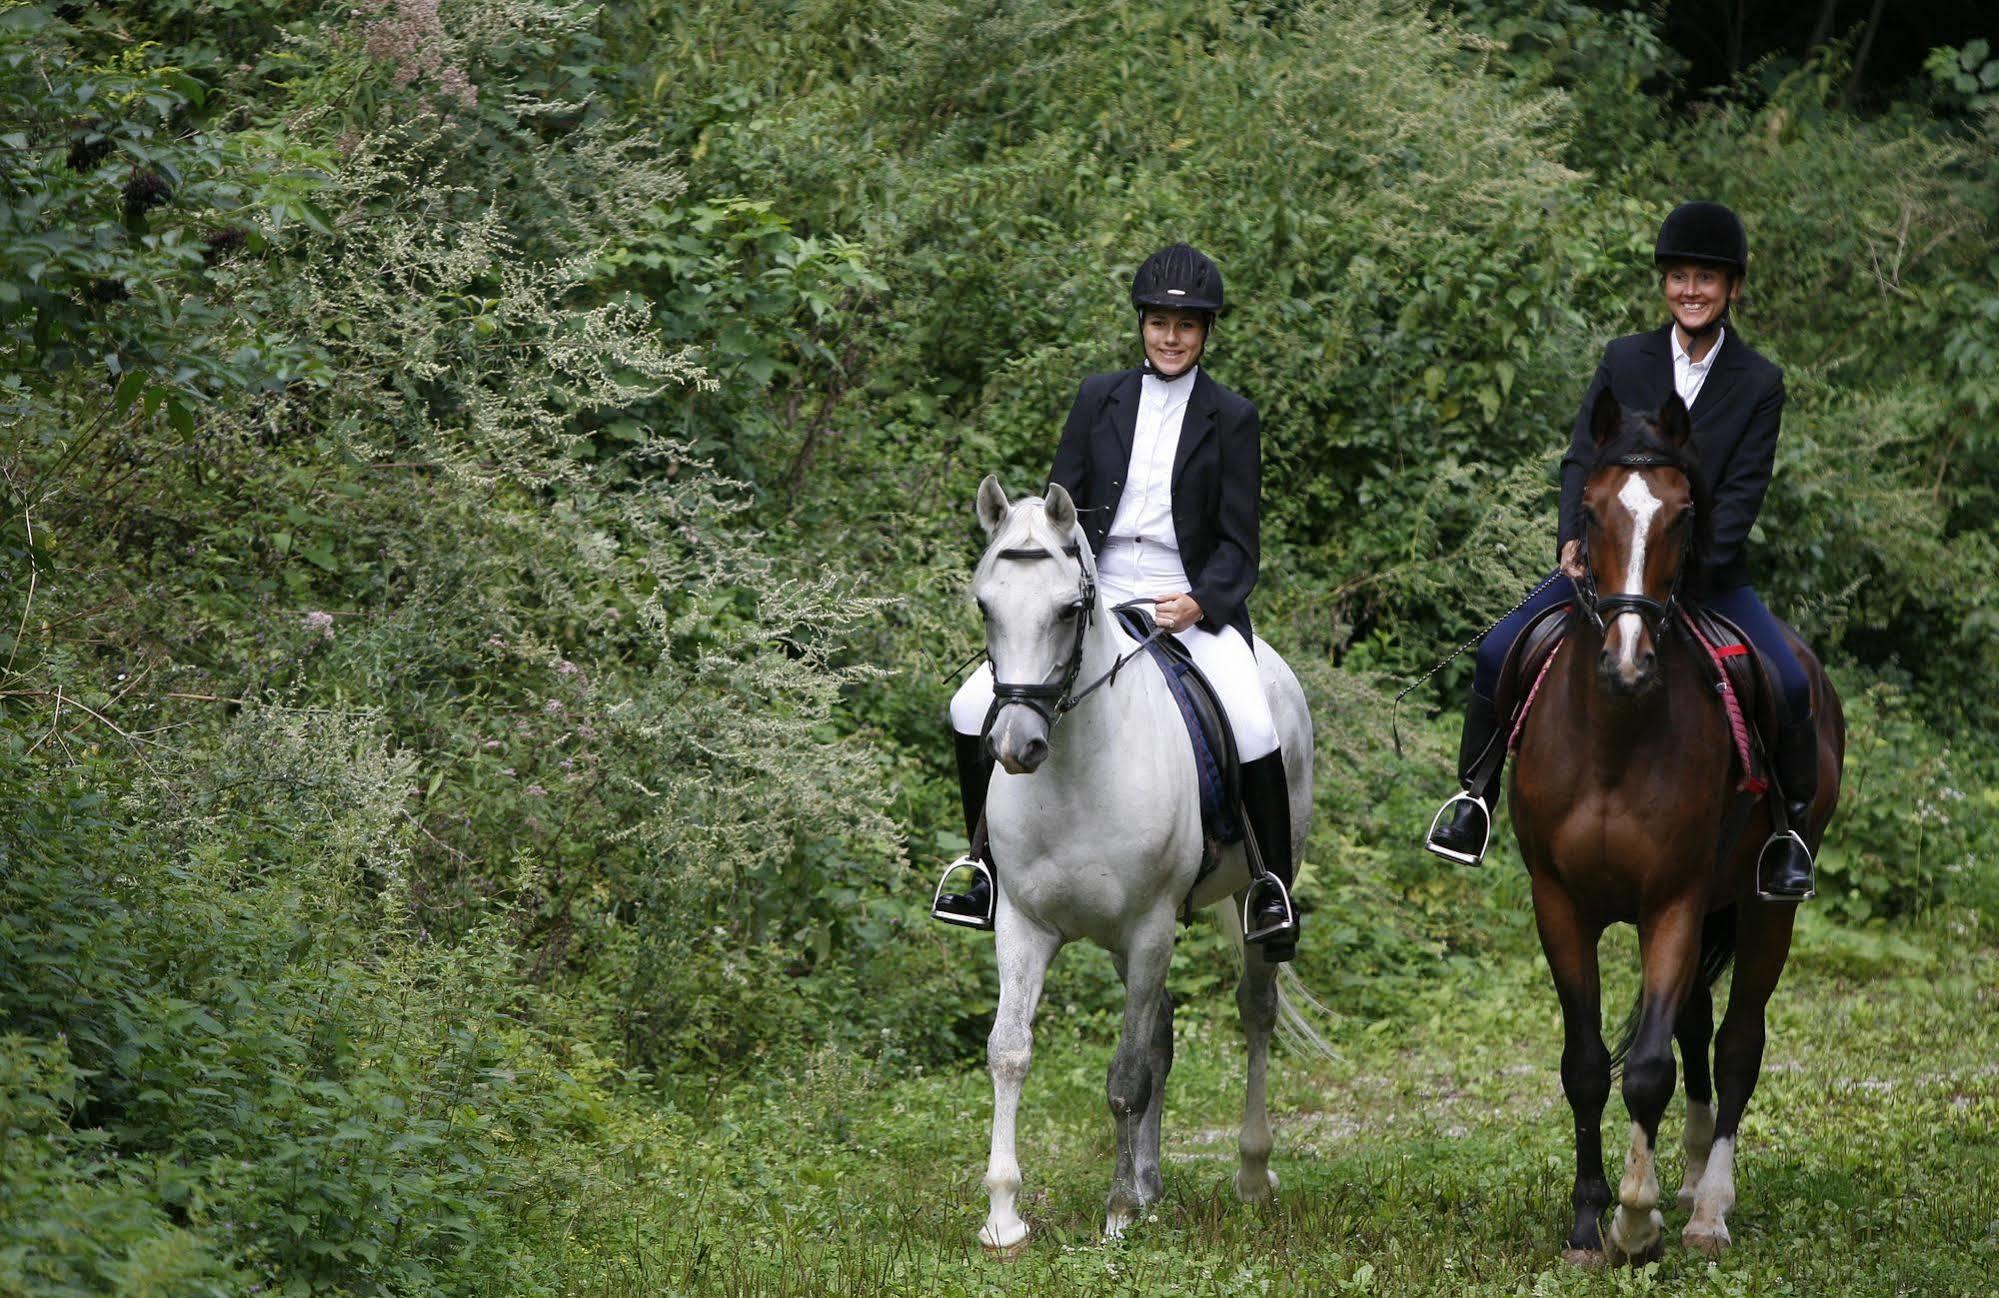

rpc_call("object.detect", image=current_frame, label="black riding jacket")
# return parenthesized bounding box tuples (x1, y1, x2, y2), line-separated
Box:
(1558, 323, 1786, 596)
(1047, 366, 1261, 644)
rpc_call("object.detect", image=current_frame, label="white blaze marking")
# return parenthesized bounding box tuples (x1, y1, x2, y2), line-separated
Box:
(1614, 473, 1664, 671)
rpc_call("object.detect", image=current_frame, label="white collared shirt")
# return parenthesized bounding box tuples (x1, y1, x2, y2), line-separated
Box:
(1671, 325, 1725, 408)
(1107, 367, 1196, 544)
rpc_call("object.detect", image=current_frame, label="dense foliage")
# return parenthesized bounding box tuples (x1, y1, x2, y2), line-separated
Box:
(2, 0, 1994, 1291)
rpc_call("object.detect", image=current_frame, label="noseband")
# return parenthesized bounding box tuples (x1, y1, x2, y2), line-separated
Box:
(984, 544, 1099, 731)
(1571, 456, 1695, 644)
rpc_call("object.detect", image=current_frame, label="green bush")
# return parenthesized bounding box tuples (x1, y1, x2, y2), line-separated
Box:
(1818, 680, 1999, 922)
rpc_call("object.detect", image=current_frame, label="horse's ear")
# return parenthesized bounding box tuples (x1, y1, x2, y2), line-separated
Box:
(1590, 387, 1622, 449)
(1043, 482, 1077, 536)
(976, 474, 1009, 535)
(1657, 394, 1692, 450)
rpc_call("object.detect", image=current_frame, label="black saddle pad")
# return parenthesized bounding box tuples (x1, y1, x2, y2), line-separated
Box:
(1113, 606, 1242, 844)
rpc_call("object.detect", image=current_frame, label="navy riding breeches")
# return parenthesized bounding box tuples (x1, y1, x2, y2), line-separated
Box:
(1702, 584, 1814, 721)
(1471, 570, 1570, 701)
(1471, 571, 1812, 721)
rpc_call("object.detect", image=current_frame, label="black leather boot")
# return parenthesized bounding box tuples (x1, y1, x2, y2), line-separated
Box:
(1239, 752, 1299, 962)
(1425, 691, 1504, 865)
(932, 732, 997, 929)
(1757, 713, 1820, 902)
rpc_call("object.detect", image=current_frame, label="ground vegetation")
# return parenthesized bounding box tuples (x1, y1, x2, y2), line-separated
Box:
(2, 1, 1994, 1292)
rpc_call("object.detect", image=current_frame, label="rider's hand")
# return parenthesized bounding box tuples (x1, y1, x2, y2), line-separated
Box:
(1560, 539, 1586, 581)
(1154, 593, 1204, 633)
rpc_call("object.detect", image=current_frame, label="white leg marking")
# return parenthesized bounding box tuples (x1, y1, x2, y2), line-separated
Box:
(1612, 473, 1664, 673)
(1678, 1101, 1715, 1211)
(1608, 1121, 1664, 1260)
(981, 925, 1056, 1256)
(1684, 1135, 1737, 1255)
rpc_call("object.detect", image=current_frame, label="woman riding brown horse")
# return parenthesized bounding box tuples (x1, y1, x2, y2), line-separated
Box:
(1511, 390, 1844, 1263)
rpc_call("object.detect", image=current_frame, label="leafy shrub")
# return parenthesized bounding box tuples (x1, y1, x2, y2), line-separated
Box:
(1818, 680, 1998, 922)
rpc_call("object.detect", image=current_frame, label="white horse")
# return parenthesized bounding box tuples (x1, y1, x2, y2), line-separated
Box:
(966, 476, 1321, 1254)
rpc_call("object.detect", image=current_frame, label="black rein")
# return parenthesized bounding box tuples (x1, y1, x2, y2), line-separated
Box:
(980, 545, 1165, 735)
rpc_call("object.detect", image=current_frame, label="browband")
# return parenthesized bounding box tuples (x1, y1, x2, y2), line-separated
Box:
(995, 545, 1082, 561)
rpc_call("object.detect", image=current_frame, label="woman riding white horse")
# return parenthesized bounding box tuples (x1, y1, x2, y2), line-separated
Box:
(955, 474, 1316, 1252)
(933, 243, 1300, 957)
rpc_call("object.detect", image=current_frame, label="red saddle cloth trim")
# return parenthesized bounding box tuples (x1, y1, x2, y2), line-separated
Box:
(1504, 612, 1767, 798)
(1678, 610, 1765, 795)
(1507, 643, 1563, 754)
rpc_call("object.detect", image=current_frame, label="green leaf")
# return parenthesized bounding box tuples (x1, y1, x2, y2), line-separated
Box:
(167, 399, 194, 440)
(113, 370, 146, 415)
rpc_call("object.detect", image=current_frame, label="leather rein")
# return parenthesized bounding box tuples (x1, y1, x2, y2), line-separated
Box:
(980, 545, 1166, 735)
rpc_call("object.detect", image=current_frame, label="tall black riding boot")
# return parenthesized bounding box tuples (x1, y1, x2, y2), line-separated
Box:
(932, 732, 998, 929)
(1240, 752, 1300, 963)
(1424, 691, 1505, 865)
(1757, 713, 1820, 901)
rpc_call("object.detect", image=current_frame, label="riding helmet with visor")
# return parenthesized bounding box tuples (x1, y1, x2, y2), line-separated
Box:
(1131, 242, 1225, 315)
(1654, 202, 1748, 277)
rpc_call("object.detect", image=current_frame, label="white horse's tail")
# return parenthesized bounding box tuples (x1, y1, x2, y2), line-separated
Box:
(1217, 897, 1340, 1064)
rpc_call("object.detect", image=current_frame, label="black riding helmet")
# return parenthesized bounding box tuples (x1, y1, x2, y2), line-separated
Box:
(1131, 243, 1225, 315)
(1654, 202, 1748, 277)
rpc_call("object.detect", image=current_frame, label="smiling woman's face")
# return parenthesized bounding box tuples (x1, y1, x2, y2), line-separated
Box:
(1659, 260, 1739, 337)
(1141, 308, 1208, 378)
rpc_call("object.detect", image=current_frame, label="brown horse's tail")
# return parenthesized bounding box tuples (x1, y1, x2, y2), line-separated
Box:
(1609, 906, 1737, 1075)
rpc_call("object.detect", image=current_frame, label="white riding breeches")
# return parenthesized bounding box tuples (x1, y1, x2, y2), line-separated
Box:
(950, 538, 1280, 761)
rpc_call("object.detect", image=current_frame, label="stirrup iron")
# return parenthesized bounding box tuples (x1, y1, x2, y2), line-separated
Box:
(1242, 873, 1296, 946)
(1755, 830, 1816, 902)
(1424, 789, 1491, 866)
(931, 855, 995, 928)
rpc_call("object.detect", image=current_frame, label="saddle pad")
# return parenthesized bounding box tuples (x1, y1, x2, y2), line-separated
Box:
(1500, 606, 1769, 796)
(1113, 608, 1242, 844)
(1679, 608, 1770, 796)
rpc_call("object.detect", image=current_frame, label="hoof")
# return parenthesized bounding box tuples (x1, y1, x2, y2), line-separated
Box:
(1607, 1207, 1664, 1265)
(1234, 1166, 1278, 1204)
(1561, 1248, 1608, 1269)
(1684, 1222, 1731, 1257)
(979, 1221, 1029, 1259)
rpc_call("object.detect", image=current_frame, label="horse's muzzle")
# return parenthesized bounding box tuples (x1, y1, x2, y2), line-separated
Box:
(987, 705, 1051, 774)
(1598, 618, 1662, 696)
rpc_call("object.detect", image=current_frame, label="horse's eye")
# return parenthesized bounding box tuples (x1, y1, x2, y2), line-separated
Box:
(1056, 603, 1081, 621)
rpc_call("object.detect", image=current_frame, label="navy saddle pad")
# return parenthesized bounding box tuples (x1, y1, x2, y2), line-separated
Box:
(1113, 606, 1242, 844)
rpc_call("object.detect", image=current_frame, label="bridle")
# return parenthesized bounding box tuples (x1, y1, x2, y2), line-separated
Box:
(979, 544, 1167, 736)
(1570, 454, 1696, 645)
(983, 544, 1100, 730)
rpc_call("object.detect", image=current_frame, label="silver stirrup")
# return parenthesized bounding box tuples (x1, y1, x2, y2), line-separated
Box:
(930, 855, 994, 927)
(1755, 831, 1816, 902)
(1242, 874, 1296, 944)
(1424, 790, 1490, 865)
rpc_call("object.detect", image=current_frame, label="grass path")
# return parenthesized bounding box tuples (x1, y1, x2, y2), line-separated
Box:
(591, 909, 1997, 1297)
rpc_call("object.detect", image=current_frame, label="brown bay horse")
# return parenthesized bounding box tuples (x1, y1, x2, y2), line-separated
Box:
(1511, 391, 1845, 1264)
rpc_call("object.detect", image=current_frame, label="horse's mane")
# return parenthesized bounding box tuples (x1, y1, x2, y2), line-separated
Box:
(1589, 415, 1715, 572)
(971, 497, 1096, 594)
